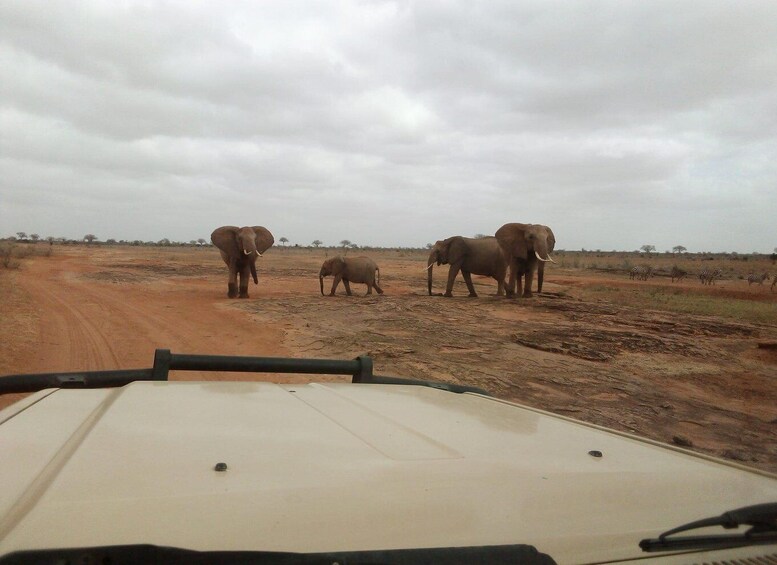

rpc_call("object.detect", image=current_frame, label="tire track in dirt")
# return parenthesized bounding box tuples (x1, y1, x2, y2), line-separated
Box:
(2, 252, 291, 392)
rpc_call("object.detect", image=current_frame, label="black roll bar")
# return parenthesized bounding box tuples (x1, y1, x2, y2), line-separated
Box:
(0, 349, 488, 396)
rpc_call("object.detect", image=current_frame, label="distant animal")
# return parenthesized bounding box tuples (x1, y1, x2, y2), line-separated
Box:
(699, 267, 722, 285)
(630, 265, 653, 281)
(747, 272, 770, 286)
(670, 266, 687, 282)
(319, 256, 383, 296)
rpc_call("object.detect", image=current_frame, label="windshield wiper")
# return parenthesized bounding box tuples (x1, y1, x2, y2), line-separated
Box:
(640, 502, 777, 552)
(0, 543, 557, 564)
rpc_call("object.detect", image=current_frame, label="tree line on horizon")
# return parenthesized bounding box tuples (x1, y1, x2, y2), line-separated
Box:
(4, 231, 776, 257)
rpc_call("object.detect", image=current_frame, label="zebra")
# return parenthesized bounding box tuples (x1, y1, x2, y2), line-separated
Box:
(747, 272, 770, 286)
(670, 266, 687, 282)
(699, 267, 722, 285)
(630, 265, 653, 281)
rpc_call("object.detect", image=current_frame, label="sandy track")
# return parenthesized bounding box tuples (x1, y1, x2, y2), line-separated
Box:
(0, 249, 289, 409)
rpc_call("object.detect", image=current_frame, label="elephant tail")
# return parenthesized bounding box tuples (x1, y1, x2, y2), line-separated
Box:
(376, 266, 381, 285)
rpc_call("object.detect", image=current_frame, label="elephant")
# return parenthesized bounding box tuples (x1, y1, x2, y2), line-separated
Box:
(319, 256, 384, 296)
(211, 226, 274, 298)
(494, 223, 556, 298)
(426, 236, 507, 297)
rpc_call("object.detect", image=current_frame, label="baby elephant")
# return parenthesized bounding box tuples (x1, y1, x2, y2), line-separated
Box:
(319, 256, 384, 296)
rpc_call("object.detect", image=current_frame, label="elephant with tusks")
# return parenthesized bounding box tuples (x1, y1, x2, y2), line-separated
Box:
(494, 223, 556, 298)
(211, 226, 274, 298)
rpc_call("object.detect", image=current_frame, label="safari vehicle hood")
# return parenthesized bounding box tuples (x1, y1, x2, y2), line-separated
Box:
(1, 377, 777, 563)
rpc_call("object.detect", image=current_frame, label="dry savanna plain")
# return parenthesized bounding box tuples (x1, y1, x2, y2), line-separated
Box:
(1, 243, 776, 473)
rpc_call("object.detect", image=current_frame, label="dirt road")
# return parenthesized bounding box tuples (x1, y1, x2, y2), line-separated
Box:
(1, 246, 776, 472)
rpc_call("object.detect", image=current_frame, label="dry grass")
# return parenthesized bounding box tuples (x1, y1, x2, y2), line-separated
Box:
(555, 250, 775, 281)
(578, 284, 777, 325)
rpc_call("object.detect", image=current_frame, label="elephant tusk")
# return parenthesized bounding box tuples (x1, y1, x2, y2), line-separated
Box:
(425, 263, 434, 271)
(535, 251, 556, 263)
(244, 250, 251, 255)
(256, 251, 262, 257)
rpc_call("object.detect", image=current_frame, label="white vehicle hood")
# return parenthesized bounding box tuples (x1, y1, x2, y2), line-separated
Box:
(1, 381, 776, 564)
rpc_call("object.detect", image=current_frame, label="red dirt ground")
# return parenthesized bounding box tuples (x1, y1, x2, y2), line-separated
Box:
(1, 246, 776, 473)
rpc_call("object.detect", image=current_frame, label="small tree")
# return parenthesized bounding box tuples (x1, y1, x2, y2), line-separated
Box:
(340, 240, 352, 255)
(83, 234, 98, 244)
(425, 243, 433, 249)
(473, 233, 488, 239)
(197, 238, 207, 246)
(30, 234, 40, 242)
(672, 245, 687, 255)
(279, 237, 289, 247)
(312, 240, 323, 248)
(640, 244, 655, 256)
(16, 232, 27, 240)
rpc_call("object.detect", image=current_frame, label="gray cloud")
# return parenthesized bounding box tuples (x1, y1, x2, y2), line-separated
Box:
(1, 0, 776, 252)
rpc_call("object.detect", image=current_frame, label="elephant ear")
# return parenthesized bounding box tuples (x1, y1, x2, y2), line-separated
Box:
(211, 226, 239, 254)
(496, 223, 529, 261)
(546, 227, 556, 253)
(332, 256, 347, 273)
(446, 236, 468, 263)
(251, 226, 275, 254)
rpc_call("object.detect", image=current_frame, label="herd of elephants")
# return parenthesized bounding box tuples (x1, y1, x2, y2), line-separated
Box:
(210, 223, 556, 299)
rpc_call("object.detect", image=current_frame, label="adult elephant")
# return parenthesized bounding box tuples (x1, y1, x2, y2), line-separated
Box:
(211, 226, 274, 298)
(319, 256, 383, 296)
(427, 236, 506, 297)
(494, 223, 556, 298)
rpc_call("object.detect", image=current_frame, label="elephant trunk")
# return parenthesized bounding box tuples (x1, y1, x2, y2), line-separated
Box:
(319, 275, 325, 296)
(533, 239, 556, 263)
(250, 261, 258, 284)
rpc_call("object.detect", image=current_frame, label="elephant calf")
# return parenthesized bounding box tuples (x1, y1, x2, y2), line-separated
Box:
(319, 256, 384, 296)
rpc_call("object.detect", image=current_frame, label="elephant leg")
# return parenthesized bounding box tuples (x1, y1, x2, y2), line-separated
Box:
(227, 263, 239, 298)
(330, 274, 342, 296)
(444, 265, 461, 297)
(238, 263, 251, 298)
(523, 265, 536, 298)
(461, 270, 478, 297)
(505, 260, 518, 298)
(342, 278, 353, 296)
(495, 277, 505, 296)
(365, 282, 372, 295)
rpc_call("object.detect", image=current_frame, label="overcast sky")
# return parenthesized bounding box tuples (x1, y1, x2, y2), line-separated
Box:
(2, 1, 776, 252)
